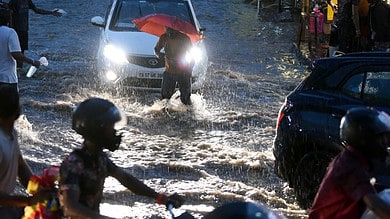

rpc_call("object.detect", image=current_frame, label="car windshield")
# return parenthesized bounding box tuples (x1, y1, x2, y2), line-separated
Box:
(110, 0, 193, 31)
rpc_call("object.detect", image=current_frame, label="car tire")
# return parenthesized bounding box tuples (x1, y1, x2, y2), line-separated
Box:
(293, 151, 333, 209)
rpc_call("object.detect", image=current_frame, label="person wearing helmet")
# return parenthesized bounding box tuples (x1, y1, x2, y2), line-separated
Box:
(203, 201, 286, 219)
(309, 107, 390, 219)
(59, 98, 185, 219)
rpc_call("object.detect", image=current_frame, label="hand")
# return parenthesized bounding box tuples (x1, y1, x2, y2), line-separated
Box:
(165, 193, 185, 208)
(52, 9, 63, 17)
(30, 188, 56, 205)
(356, 30, 361, 38)
(155, 52, 165, 59)
(333, 4, 338, 13)
(32, 60, 41, 68)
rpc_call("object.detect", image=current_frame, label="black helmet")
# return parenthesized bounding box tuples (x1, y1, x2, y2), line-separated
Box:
(72, 98, 126, 151)
(203, 201, 285, 219)
(340, 107, 390, 158)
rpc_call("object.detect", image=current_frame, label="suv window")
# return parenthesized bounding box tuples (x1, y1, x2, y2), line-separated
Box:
(363, 72, 390, 105)
(341, 73, 364, 98)
(341, 71, 390, 105)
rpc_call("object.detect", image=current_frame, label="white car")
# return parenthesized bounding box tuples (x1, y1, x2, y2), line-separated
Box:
(91, 0, 208, 91)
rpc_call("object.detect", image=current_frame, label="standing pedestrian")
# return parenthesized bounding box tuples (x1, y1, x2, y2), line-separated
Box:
(368, 0, 390, 50)
(308, 107, 390, 219)
(59, 97, 185, 218)
(327, 0, 340, 56)
(7, 0, 62, 68)
(0, 8, 40, 91)
(328, 0, 362, 53)
(154, 27, 194, 105)
(0, 84, 54, 219)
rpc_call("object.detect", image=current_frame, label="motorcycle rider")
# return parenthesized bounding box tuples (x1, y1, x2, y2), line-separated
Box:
(59, 97, 184, 219)
(309, 107, 390, 218)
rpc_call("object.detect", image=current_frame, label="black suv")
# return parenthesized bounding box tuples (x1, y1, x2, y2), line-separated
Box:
(273, 52, 390, 209)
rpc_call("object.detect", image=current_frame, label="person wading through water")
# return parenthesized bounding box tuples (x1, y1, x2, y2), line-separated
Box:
(154, 27, 194, 106)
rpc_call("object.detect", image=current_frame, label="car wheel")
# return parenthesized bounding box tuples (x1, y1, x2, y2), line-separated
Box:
(293, 151, 333, 209)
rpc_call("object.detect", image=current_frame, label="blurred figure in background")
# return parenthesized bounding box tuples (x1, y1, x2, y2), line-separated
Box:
(357, 0, 372, 51)
(326, 0, 339, 56)
(59, 98, 184, 219)
(7, 0, 62, 69)
(0, 8, 41, 91)
(328, 0, 362, 53)
(0, 84, 53, 219)
(309, 107, 390, 219)
(368, 0, 390, 50)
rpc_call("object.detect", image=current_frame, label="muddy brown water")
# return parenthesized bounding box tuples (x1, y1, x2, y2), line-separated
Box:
(14, 0, 311, 218)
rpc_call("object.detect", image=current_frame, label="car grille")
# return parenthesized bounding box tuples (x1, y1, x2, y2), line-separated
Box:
(127, 55, 165, 68)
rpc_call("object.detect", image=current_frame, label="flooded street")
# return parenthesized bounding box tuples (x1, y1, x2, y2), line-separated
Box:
(16, 0, 310, 218)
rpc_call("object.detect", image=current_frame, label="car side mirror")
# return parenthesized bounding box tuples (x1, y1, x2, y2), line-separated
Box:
(91, 16, 105, 27)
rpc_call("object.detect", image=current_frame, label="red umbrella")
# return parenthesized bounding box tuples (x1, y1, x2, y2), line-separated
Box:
(132, 13, 202, 43)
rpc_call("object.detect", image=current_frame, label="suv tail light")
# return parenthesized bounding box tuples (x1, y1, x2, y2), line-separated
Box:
(276, 99, 293, 128)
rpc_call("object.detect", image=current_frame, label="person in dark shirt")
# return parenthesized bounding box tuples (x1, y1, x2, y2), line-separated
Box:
(59, 98, 184, 219)
(368, 0, 390, 50)
(309, 107, 390, 219)
(154, 27, 194, 105)
(7, 0, 62, 68)
(327, 0, 361, 53)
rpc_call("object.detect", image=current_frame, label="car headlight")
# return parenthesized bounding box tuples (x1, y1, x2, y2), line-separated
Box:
(105, 70, 119, 82)
(103, 44, 129, 64)
(185, 46, 204, 64)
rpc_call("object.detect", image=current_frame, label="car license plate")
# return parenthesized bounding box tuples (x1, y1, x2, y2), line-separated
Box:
(138, 72, 162, 78)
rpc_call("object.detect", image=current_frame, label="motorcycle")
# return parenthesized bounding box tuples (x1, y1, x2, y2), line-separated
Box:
(167, 201, 287, 219)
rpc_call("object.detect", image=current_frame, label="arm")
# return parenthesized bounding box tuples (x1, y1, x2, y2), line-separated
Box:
(32, 7, 61, 16)
(0, 191, 33, 207)
(30, 0, 61, 17)
(0, 156, 50, 207)
(111, 166, 159, 199)
(154, 34, 166, 57)
(111, 166, 185, 208)
(17, 155, 33, 188)
(0, 190, 52, 207)
(10, 52, 40, 68)
(326, 0, 338, 12)
(363, 193, 390, 218)
(352, 3, 360, 36)
(60, 189, 113, 219)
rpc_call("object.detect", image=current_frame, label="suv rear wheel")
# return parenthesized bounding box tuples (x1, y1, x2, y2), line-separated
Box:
(293, 151, 333, 209)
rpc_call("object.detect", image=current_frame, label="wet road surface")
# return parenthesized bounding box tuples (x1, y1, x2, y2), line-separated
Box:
(16, 0, 310, 218)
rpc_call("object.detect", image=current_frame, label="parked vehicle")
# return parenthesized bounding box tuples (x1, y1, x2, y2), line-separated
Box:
(91, 0, 208, 91)
(273, 52, 390, 209)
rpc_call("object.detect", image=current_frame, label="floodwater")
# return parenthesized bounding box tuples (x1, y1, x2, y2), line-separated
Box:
(15, 0, 310, 218)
